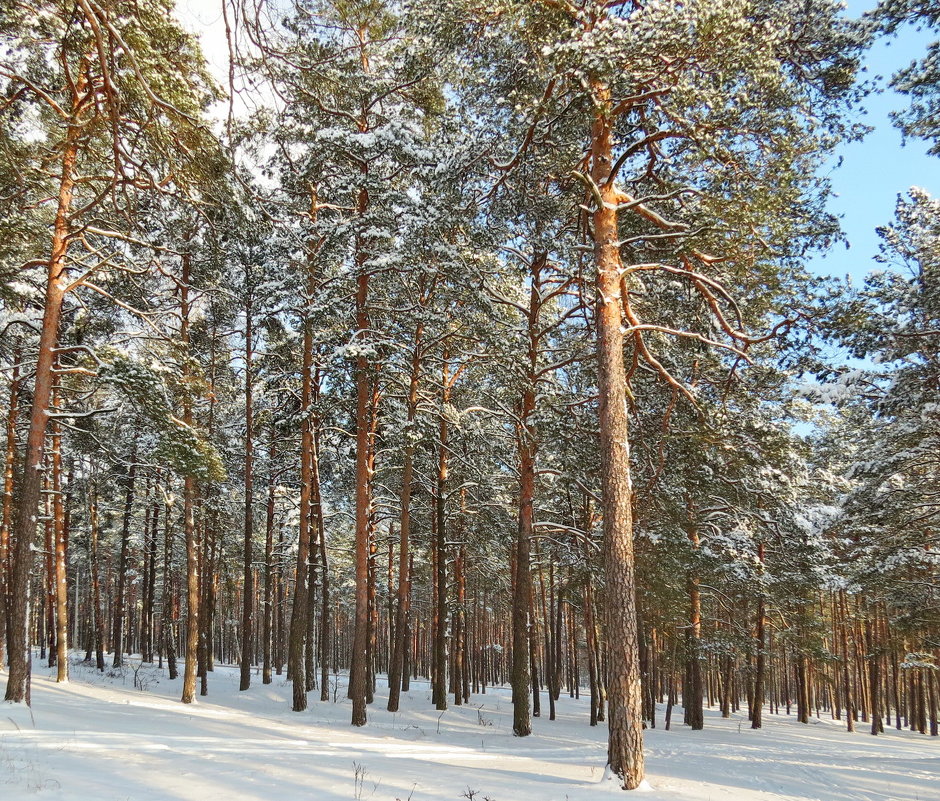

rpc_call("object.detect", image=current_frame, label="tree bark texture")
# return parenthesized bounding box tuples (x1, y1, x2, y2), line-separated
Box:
(591, 83, 645, 789)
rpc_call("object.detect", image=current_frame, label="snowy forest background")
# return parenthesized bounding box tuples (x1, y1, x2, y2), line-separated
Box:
(1, 0, 940, 796)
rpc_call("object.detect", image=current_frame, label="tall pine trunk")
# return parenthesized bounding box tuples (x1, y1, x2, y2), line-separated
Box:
(89, 483, 105, 673)
(752, 544, 767, 729)
(349, 263, 372, 726)
(112, 445, 138, 667)
(0, 352, 21, 670)
(512, 391, 535, 735)
(263, 436, 276, 685)
(591, 82, 645, 789)
(288, 262, 316, 711)
(511, 254, 546, 736)
(240, 295, 255, 691)
(51, 414, 68, 682)
(432, 360, 450, 713)
(684, 522, 703, 730)
(387, 322, 422, 712)
(4, 94, 82, 703)
(142, 480, 160, 663)
(349, 32, 375, 727)
(180, 250, 199, 705)
(317, 497, 331, 701)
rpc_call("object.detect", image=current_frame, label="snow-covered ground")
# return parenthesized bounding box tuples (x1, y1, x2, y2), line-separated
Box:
(1, 655, 936, 801)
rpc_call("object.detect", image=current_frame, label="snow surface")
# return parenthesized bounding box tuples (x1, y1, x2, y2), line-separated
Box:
(1, 655, 937, 801)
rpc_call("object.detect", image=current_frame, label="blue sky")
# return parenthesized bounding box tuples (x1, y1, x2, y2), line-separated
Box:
(812, 2, 940, 282)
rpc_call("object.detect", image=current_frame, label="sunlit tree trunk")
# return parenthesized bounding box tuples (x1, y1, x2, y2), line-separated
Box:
(51, 410, 68, 682)
(349, 193, 373, 726)
(0, 352, 21, 669)
(180, 250, 200, 705)
(591, 81, 645, 789)
(752, 544, 767, 729)
(432, 356, 450, 712)
(349, 26, 376, 725)
(315, 418, 331, 702)
(4, 84, 84, 702)
(263, 436, 276, 685)
(288, 246, 316, 711)
(307, 390, 326, 696)
(388, 321, 423, 712)
(364, 384, 380, 703)
(513, 391, 535, 734)
(240, 292, 255, 691)
(43, 466, 55, 666)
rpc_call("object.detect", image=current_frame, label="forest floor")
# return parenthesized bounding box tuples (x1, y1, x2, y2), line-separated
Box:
(1, 655, 937, 801)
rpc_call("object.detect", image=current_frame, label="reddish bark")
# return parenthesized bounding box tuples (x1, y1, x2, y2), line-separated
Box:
(591, 82, 645, 788)
(4, 90, 83, 703)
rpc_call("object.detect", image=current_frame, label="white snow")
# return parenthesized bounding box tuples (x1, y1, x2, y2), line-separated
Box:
(1, 655, 937, 801)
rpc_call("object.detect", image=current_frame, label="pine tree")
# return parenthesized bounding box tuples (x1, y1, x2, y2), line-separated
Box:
(0, 0, 219, 704)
